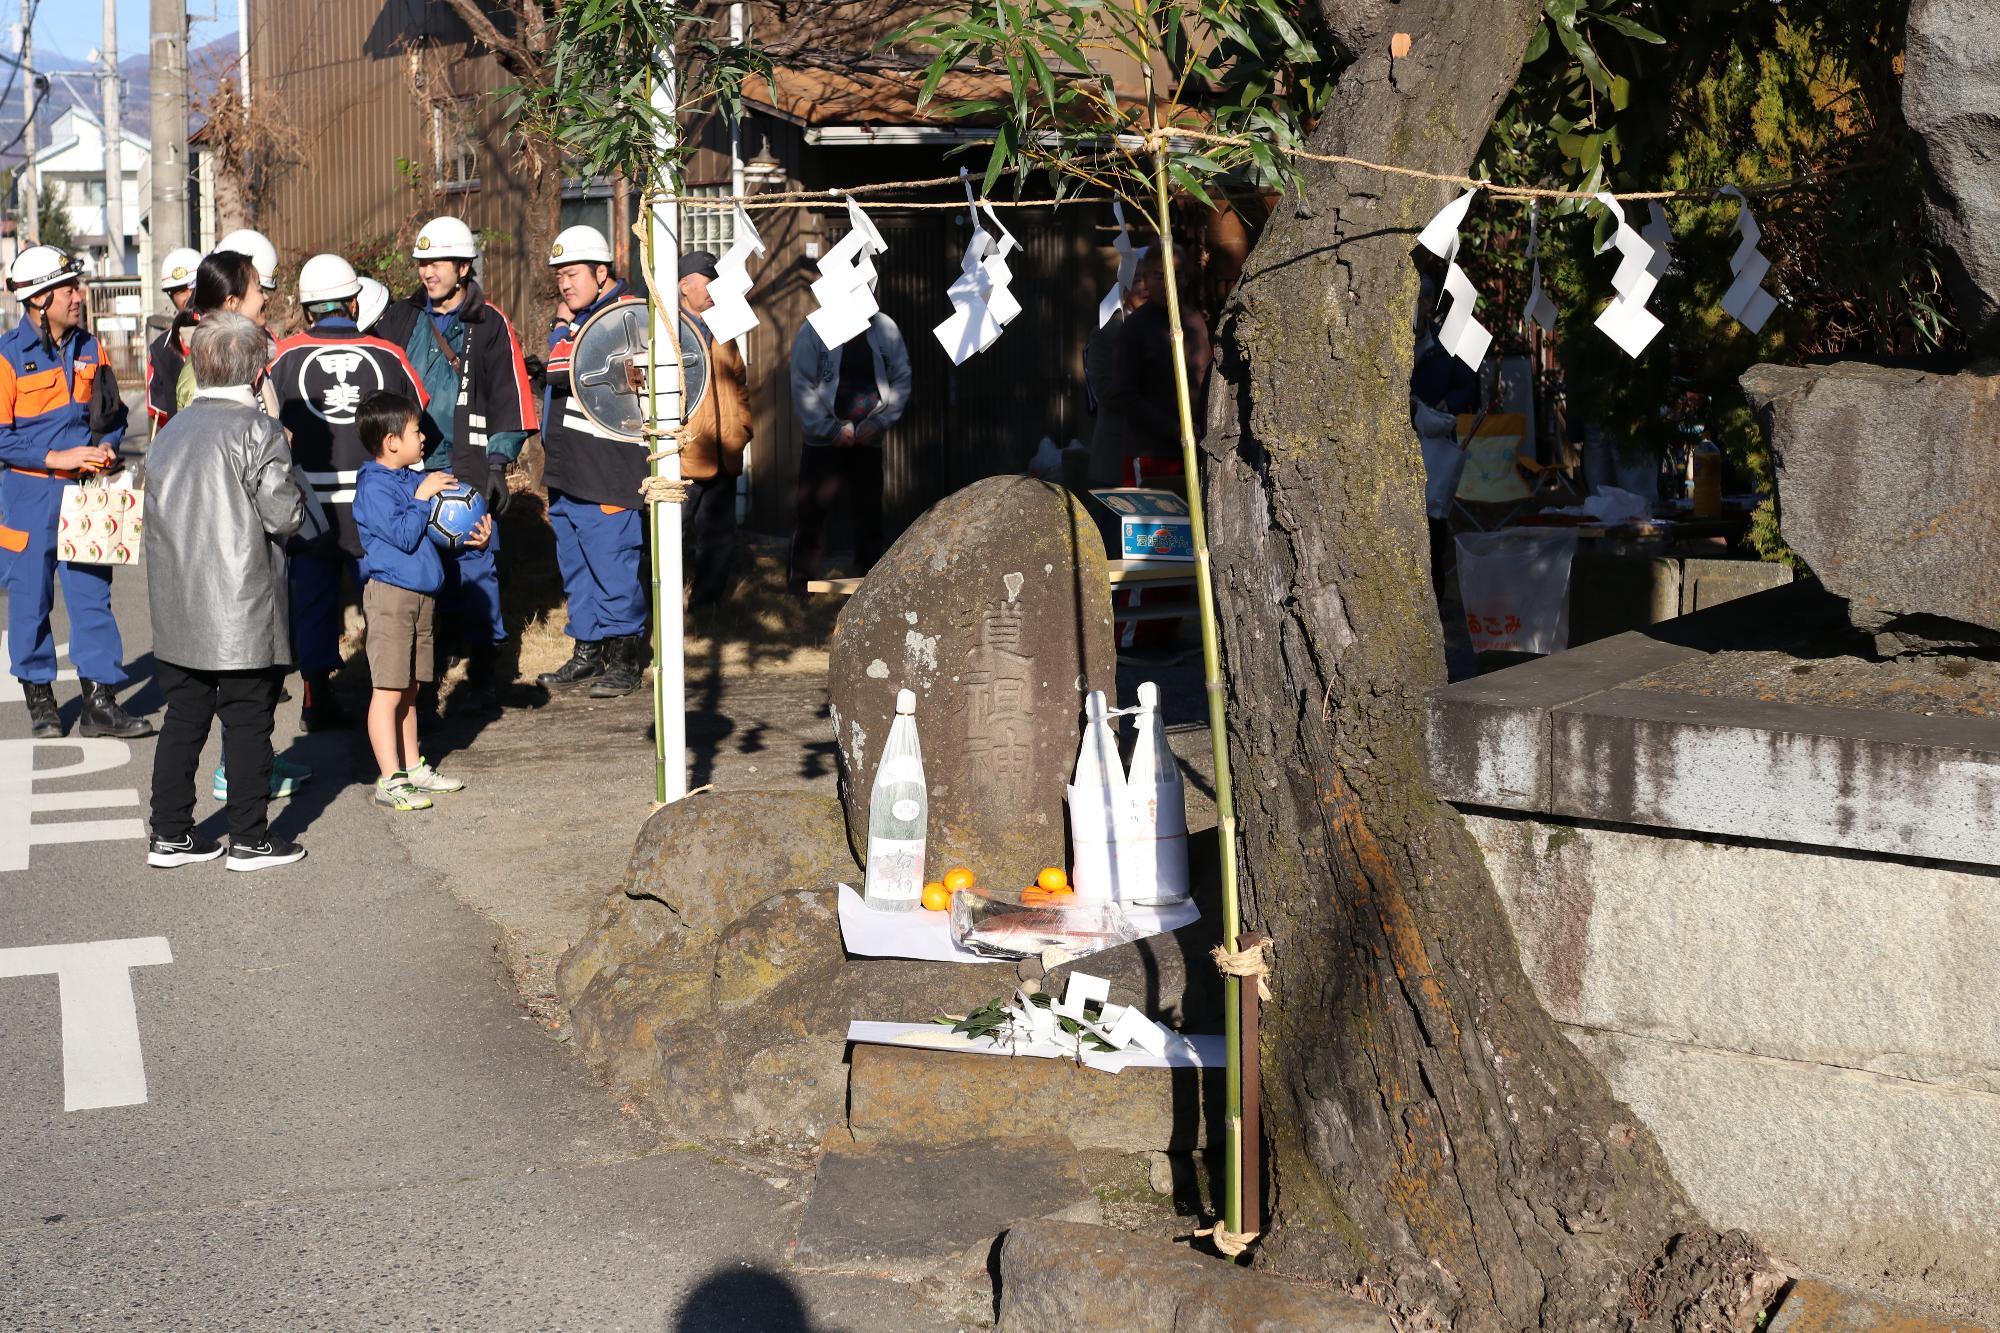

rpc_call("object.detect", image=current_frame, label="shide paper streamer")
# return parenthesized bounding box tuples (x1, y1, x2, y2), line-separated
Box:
(1416, 187, 1494, 371)
(806, 195, 889, 349)
(700, 203, 766, 345)
(933, 173, 1024, 365)
(1523, 200, 1557, 334)
(1719, 185, 1780, 335)
(1098, 201, 1142, 329)
(1591, 192, 1666, 357)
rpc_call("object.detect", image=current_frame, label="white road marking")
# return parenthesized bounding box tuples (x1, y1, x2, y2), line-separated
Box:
(0, 633, 80, 703)
(0, 739, 147, 871)
(0, 937, 173, 1110)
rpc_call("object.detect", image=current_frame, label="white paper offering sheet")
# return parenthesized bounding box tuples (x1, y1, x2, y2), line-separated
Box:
(835, 885, 1201, 964)
(845, 1020, 1225, 1074)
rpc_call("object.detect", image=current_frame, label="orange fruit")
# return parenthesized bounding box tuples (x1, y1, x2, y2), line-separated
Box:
(921, 882, 951, 912)
(943, 866, 976, 893)
(1036, 867, 1069, 892)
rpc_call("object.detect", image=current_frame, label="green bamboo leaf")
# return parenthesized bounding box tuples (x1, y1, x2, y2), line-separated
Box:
(1523, 22, 1551, 62)
(1592, 13, 1666, 42)
(1167, 160, 1215, 208)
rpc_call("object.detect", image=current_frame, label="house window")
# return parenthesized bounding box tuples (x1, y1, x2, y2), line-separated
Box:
(433, 98, 479, 192)
(71, 179, 107, 208)
(680, 183, 735, 255)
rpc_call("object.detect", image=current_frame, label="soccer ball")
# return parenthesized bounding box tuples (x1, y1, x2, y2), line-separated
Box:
(426, 483, 489, 550)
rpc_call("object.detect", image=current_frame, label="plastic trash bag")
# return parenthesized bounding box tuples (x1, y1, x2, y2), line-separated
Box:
(1454, 528, 1578, 655)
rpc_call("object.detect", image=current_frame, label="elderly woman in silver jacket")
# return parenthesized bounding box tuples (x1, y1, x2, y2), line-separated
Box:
(143, 310, 310, 873)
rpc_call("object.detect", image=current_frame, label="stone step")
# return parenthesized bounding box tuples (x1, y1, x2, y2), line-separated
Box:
(847, 1043, 1218, 1153)
(996, 1219, 1395, 1332)
(791, 1133, 1099, 1277)
(1769, 1278, 1992, 1332)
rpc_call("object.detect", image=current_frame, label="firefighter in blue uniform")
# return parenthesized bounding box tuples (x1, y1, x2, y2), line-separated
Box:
(143, 246, 201, 434)
(372, 217, 538, 716)
(0, 245, 151, 739)
(267, 253, 430, 730)
(534, 224, 651, 698)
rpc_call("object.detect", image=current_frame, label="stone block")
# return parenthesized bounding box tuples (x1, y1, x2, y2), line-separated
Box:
(1568, 1029, 2000, 1312)
(1741, 362, 2000, 637)
(996, 1220, 1395, 1332)
(1907, 0, 2000, 350)
(847, 1043, 1217, 1153)
(792, 1135, 1098, 1274)
(828, 475, 1117, 893)
(1467, 813, 2000, 1092)
(1771, 1278, 1992, 1333)
(1424, 628, 1700, 809)
(1679, 557, 1793, 615)
(712, 888, 844, 1011)
(620, 787, 855, 942)
(1546, 686, 2000, 864)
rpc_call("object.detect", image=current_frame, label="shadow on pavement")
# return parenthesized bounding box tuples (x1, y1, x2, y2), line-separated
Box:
(671, 1265, 817, 1332)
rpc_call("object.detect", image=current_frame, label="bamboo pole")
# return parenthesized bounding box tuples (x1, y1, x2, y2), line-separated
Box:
(645, 64, 688, 806)
(1136, 3, 1247, 1248)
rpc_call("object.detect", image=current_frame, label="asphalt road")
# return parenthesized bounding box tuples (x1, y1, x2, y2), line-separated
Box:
(0, 522, 945, 1328)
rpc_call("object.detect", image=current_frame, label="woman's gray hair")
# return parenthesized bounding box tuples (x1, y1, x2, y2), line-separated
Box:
(189, 310, 269, 388)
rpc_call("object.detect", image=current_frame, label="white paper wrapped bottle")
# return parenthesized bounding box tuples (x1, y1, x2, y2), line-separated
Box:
(1066, 690, 1129, 900)
(1123, 681, 1191, 904)
(864, 689, 927, 911)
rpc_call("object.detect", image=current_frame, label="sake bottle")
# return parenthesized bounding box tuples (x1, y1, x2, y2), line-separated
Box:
(1124, 681, 1191, 904)
(1067, 690, 1128, 900)
(864, 689, 927, 911)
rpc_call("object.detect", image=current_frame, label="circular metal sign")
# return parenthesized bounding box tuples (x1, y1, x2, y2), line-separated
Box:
(571, 299, 711, 441)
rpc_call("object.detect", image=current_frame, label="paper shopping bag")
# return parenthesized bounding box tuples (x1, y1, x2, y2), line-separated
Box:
(57, 474, 144, 566)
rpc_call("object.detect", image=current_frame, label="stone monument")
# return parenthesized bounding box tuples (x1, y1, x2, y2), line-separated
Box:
(827, 476, 1118, 892)
(1742, 0, 2000, 650)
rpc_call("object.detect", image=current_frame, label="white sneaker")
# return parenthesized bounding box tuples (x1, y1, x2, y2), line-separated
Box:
(406, 756, 465, 794)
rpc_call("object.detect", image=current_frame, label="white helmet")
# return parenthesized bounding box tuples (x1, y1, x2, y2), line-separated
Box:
(159, 247, 203, 292)
(355, 276, 389, 332)
(548, 224, 613, 267)
(216, 228, 279, 290)
(8, 244, 86, 299)
(413, 216, 479, 262)
(298, 253, 362, 306)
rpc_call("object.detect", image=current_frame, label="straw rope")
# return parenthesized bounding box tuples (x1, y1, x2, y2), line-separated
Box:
(1196, 1222, 1260, 1257)
(1212, 938, 1274, 1002)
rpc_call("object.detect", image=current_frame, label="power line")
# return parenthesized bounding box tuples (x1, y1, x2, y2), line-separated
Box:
(0, 0, 44, 119)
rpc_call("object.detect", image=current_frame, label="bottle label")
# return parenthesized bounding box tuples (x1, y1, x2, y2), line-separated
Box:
(866, 837, 925, 900)
(891, 798, 921, 822)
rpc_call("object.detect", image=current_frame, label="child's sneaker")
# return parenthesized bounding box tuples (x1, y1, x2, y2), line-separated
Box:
(213, 755, 313, 801)
(405, 756, 465, 794)
(147, 831, 225, 868)
(374, 773, 434, 811)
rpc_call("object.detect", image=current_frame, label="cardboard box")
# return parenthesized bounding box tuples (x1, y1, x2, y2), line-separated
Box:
(1089, 488, 1194, 562)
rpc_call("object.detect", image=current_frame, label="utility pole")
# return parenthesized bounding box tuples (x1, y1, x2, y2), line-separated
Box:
(19, 0, 36, 246)
(148, 0, 189, 301)
(100, 0, 123, 272)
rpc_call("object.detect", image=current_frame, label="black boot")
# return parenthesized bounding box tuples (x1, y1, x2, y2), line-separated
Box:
(537, 639, 606, 689)
(300, 673, 348, 732)
(22, 682, 64, 738)
(78, 681, 153, 739)
(450, 646, 505, 716)
(587, 635, 647, 698)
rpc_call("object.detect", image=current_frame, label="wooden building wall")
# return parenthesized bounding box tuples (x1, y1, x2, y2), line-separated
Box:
(250, 2, 1125, 548)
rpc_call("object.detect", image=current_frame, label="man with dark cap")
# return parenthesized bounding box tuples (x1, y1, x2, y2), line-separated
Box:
(676, 250, 754, 614)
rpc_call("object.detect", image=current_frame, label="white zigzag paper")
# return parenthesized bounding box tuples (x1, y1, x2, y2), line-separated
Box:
(701, 203, 766, 345)
(1719, 185, 1779, 335)
(1592, 192, 1665, 357)
(1416, 188, 1493, 371)
(1523, 201, 1557, 333)
(1098, 201, 1141, 328)
(933, 178, 1024, 365)
(806, 196, 888, 349)
(1642, 201, 1674, 280)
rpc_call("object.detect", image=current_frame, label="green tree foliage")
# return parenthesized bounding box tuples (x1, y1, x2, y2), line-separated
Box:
(1469, 0, 1951, 559)
(37, 179, 75, 254)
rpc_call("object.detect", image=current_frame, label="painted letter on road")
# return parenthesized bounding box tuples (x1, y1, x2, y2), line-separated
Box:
(0, 938, 173, 1110)
(0, 739, 147, 872)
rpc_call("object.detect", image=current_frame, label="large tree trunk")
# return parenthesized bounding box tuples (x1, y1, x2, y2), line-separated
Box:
(1205, 4, 1774, 1328)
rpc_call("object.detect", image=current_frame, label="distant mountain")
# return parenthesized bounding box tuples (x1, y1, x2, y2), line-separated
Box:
(0, 34, 235, 167)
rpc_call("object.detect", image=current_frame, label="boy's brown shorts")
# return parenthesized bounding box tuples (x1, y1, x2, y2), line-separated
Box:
(363, 580, 435, 690)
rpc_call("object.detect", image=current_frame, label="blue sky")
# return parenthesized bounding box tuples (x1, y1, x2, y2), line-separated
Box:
(23, 0, 233, 71)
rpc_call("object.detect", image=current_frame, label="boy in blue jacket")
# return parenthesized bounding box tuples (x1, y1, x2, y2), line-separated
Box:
(352, 392, 491, 811)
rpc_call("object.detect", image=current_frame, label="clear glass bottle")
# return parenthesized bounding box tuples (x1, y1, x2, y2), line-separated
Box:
(864, 688, 927, 911)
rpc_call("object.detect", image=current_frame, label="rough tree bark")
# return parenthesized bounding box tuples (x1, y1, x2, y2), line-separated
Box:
(1204, 3, 1777, 1329)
